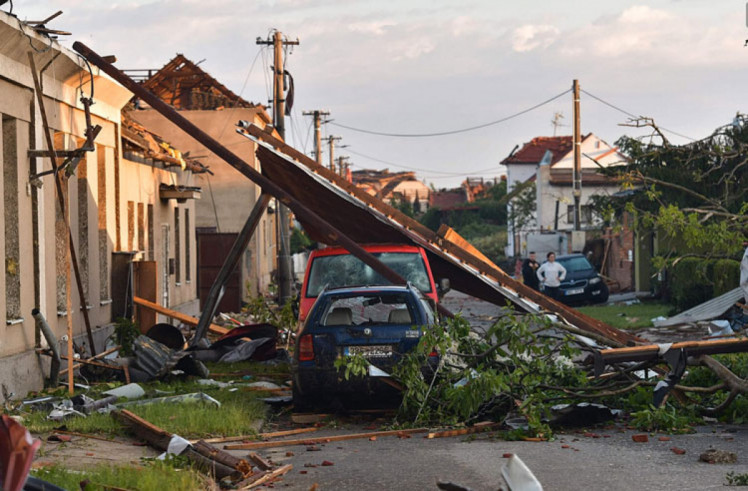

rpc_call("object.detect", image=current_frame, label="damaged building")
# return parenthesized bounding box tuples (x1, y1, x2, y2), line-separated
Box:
(0, 12, 200, 396)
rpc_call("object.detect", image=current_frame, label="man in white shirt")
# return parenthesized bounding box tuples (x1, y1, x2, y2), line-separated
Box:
(537, 252, 567, 301)
(740, 242, 748, 304)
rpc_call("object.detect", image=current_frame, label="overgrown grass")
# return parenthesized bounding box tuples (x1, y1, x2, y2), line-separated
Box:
(576, 302, 672, 329)
(31, 461, 207, 490)
(22, 370, 268, 438)
(203, 360, 291, 377)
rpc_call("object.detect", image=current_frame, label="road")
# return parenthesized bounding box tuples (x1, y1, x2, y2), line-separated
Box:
(243, 292, 748, 490)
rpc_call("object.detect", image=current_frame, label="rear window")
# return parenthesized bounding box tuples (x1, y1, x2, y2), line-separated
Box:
(306, 252, 432, 297)
(558, 256, 594, 272)
(320, 293, 413, 326)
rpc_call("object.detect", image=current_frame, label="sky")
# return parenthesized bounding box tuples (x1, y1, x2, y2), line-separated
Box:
(11, 0, 748, 187)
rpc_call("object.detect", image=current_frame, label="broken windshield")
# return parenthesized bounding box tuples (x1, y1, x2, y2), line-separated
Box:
(306, 252, 432, 297)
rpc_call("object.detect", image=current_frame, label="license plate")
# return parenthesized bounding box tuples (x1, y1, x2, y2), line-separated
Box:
(345, 345, 393, 358)
(566, 288, 584, 295)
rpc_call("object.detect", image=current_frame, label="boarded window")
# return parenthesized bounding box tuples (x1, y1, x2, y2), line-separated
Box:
(3, 116, 21, 320)
(127, 201, 134, 251)
(174, 207, 181, 283)
(185, 208, 191, 282)
(97, 144, 109, 301)
(137, 202, 145, 251)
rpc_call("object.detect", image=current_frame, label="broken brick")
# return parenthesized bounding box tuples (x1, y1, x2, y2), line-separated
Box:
(300, 471, 308, 474)
(561, 445, 570, 449)
(502, 453, 513, 458)
(369, 437, 377, 442)
(632, 434, 649, 443)
(321, 460, 334, 466)
(306, 446, 321, 452)
(658, 436, 671, 442)
(286, 451, 295, 457)
(670, 447, 686, 455)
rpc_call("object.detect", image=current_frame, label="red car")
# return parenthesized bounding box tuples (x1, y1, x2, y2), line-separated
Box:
(298, 244, 442, 323)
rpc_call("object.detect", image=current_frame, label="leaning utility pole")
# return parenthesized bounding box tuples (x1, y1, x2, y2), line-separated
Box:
(257, 30, 299, 303)
(326, 135, 341, 173)
(302, 110, 329, 165)
(572, 79, 582, 232)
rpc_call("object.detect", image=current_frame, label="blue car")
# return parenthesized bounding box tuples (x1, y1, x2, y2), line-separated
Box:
(292, 284, 438, 411)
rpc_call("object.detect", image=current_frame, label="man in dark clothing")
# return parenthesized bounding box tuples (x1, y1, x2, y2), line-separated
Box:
(522, 251, 540, 290)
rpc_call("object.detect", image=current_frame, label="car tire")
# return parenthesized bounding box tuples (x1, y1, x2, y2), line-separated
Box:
(596, 283, 609, 304)
(292, 384, 315, 413)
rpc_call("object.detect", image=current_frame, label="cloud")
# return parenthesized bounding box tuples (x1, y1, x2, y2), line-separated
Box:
(511, 24, 559, 52)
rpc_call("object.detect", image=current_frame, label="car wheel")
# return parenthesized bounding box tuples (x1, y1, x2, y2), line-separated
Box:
(596, 283, 609, 304)
(292, 384, 315, 413)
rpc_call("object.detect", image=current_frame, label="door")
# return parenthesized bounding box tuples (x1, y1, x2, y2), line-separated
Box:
(196, 232, 242, 313)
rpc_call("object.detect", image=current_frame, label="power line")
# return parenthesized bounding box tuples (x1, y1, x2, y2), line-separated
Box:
(330, 89, 571, 138)
(346, 147, 501, 177)
(581, 89, 696, 141)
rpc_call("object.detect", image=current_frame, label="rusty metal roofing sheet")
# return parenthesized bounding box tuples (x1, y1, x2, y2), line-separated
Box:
(653, 287, 743, 327)
(240, 125, 638, 347)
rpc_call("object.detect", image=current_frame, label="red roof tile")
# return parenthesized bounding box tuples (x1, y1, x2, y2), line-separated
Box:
(502, 135, 588, 166)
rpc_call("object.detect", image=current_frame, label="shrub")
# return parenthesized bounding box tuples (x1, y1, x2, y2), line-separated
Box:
(669, 257, 713, 311)
(713, 259, 740, 297)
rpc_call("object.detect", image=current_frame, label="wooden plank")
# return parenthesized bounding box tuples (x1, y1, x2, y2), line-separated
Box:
(199, 427, 318, 444)
(133, 295, 228, 335)
(224, 428, 428, 450)
(239, 464, 292, 490)
(600, 337, 748, 359)
(247, 452, 272, 471)
(427, 422, 499, 439)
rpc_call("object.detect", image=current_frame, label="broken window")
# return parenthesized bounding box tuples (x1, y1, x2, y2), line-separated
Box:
(97, 144, 109, 302)
(3, 116, 21, 321)
(185, 208, 191, 282)
(174, 207, 181, 284)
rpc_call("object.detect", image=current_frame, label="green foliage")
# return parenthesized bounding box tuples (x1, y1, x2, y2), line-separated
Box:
(31, 461, 206, 491)
(113, 317, 139, 356)
(390, 195, 414, 217)
(469, 230, 508, 266)
(668, 257, 740, 311)
(419, 207, 442, 231)
(725, 472, 748, 486)
(243, 288, 296, 332)
(576, 302, 672, 330)
(630, 404, 696, 433)
(507, 183, 536, 233)
(334, 353, 369, 380)
(290, 227, 314, 254)
(392, 313, 585, 438)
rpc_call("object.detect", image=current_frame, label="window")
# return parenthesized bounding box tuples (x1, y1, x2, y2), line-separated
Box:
(3, 116, 21, 320)
(566, 205, 593, 225)
(174, 207, 181, 283)
(185, 209, 191, 282)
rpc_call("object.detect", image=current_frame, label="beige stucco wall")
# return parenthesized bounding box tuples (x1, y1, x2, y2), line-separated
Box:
(0, 12, 199, 397)
(132, 108, 276, 297)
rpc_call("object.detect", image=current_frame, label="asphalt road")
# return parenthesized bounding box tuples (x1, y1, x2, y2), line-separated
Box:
(248, 291, 748, 490)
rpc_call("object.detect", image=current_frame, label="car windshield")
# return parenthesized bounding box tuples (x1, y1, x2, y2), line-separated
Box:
(558, 256, 594, 272)
(321, 293, 413, 326)
(306, 252, 432, 297)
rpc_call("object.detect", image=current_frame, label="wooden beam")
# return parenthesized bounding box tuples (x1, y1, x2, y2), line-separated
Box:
(238, 464, 292, 490)
(133, 296, 229, 335)
(427, 422, 499, 439)
(224, 428, 428, 450)
(196, 427, 318, 445)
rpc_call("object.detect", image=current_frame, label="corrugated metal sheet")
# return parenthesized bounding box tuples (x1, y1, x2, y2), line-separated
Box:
(240, 125, 638, 346)
(653, 287, 743, 327)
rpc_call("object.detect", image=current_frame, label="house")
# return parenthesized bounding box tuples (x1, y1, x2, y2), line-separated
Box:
(502, 133, 625, 257)
(129, 55, 277, 312)
(351, 169, 430, 212)
(0, 12, 200, 396)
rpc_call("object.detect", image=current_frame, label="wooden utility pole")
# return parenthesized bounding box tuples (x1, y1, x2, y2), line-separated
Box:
(572, 79, 582, 231)
(336, 156, 349, 177)
(326, 135, 341, 173)
(257, 30, 299, 303)
(302, 110, 329, 165)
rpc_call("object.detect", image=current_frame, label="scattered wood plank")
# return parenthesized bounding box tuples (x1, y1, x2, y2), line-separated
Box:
(239, 464, 292, 490)
(291, 413, 331, 425)
(133, 296, 228, 335)
(193, 440, 252, 477)
(247, 452, 272, 471)
(224, 428, 428, 450)
(200, 427, 318, 444)
(59, 345, 121, 376)
(427, 422, 499, 439)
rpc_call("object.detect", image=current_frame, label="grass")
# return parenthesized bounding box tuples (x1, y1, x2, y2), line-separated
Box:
(31, 461, 207, 490)
(576, 301, 672, 330)
(21, 366, 273, 439)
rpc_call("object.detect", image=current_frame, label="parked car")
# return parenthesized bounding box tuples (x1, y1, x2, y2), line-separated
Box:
(547, 253, 609, 304)
(298, 244, 447, 324)
(292, 284, 438, 411)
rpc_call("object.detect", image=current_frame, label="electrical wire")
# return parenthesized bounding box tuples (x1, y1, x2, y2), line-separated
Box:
(346, 147, 501, 177)
(329, 89, 571, 138)
(581, 89, 696, 141)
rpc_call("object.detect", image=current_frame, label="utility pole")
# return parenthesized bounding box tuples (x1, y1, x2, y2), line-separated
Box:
(337, 156, 349, 177)
(572, 79, 582, 232)
(302, 109, 329, 165)
(257, 30, 299, 303)
(326, 135, 341, 173)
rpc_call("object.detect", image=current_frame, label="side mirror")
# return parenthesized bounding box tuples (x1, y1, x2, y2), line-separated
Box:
(437, 278, 451, 298)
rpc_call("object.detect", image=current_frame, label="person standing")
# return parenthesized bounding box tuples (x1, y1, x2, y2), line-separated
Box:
(522, 251, 540, 290)
(740, 242, 748, 304)
(537, 252, 566, 300)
